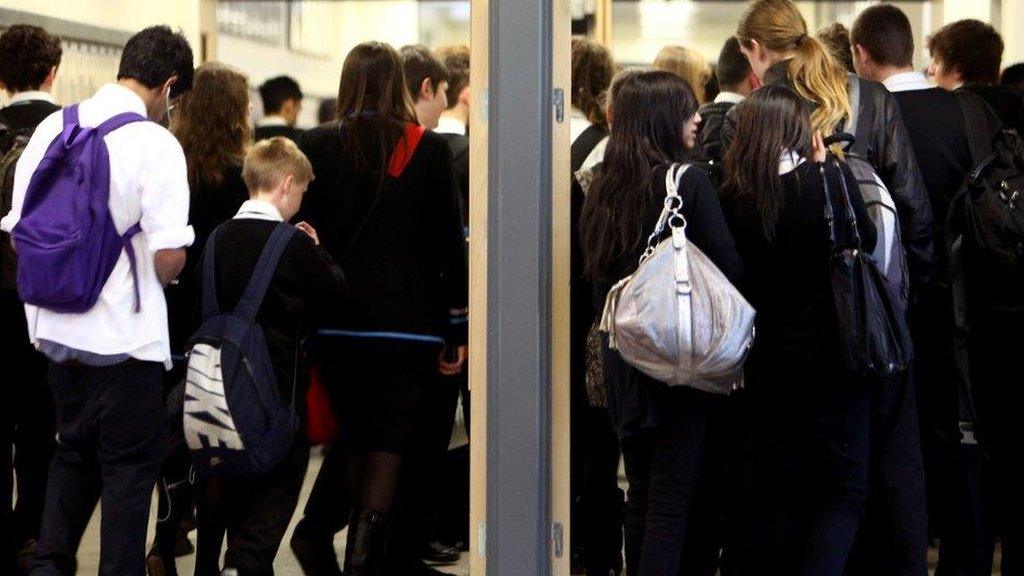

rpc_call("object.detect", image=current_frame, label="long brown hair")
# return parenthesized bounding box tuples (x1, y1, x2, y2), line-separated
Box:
(723, 84, 814, 240)
(335, 41, 419, 174)
(579, 70, 699, 282)
(653, 45, 712, 104)
(736, 0, 851, 139)
(170, 62, 251, 188)
(571, 38, 615, 129)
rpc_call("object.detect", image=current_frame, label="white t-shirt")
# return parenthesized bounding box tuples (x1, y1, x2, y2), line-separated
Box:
(0, 83, 194, 369)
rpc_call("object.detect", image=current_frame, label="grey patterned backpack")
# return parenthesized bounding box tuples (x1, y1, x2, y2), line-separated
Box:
(599, 164, 755, 394)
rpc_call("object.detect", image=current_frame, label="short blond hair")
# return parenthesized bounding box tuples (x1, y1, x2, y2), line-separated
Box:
(652, 45, 712, 104)
(242, 137, 314, 194)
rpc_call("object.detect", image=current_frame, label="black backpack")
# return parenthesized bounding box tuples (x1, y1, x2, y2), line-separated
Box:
(0, 121, 32, 291)
(950, 96, 1024, 315)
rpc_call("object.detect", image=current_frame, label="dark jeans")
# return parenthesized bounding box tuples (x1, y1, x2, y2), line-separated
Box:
(195, 442, 309, 576)
(1, 290, 54, 569)
(620, 386, 726, 576)
(846, 374, 928, 576)
(741, 372, 871, 576)
(30, 361, 168, 576)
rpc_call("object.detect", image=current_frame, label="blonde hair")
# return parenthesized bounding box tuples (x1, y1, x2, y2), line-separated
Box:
(652, 45, 712, 104)
(737, 0, 851, 141)
(242, 137, 314, 194)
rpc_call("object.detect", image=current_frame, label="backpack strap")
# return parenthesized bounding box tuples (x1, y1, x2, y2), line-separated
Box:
(571, 124, 608, 173)
(954, 89, 998, 175)
(95, 111, 148, 137)
(201, 225, 225, 320)
(233, 223, 298, 321)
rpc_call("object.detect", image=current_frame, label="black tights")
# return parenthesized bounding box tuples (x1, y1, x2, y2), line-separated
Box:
(346, 449, 403, 515)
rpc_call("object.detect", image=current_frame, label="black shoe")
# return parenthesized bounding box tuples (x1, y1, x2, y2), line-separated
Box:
(422, 541, 460, 566)
(343, 508, 390, 576)
(411, 561, 457, 576)
(290, 520, 342, 576)
(147, 542, 179, 576)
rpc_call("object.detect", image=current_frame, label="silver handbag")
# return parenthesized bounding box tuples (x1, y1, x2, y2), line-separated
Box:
(599, 164, 756, 394)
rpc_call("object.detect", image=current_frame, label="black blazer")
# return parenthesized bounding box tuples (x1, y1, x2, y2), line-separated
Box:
(298, 121, 468, 346)
(255, 124, 303, 143)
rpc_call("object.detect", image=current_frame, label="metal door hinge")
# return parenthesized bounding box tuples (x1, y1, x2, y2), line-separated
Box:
(552, 522, 564, 558)
(554, 88, 565, 123)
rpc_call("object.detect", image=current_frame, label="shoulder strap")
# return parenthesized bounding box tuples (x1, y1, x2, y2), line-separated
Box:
(58, 105, 81, 147)
(94, 111, 147, 138)
(954, 89, 997, 170)
(201, 225, 225, 320)
(234, 223, 298, 321)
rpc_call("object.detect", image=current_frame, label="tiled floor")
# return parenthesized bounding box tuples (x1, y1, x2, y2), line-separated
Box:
(76, 451, 470, 576)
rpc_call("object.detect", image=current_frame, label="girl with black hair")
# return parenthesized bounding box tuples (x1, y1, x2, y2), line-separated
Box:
(578, 69, 742, 576)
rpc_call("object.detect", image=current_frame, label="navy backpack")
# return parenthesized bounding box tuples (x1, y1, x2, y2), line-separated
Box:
(12, 104, 147, 312)
(183, 222, 300, 476)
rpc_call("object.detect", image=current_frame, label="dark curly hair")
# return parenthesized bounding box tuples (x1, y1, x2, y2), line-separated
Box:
(572, 38, 615, 130)
(0, 25, 63, 93)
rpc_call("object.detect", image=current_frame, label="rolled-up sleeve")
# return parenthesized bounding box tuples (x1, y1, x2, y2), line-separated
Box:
(141, 134, 194, 251)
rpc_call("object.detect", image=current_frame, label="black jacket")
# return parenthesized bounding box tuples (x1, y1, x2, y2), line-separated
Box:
(255, 124, 303, 143)
(963, 84, 1024, 137)
(439, 132, 470, 221)
(298, 121, 468, 347)
(695, 99, 736, 163)
(723, 60, 933, 289)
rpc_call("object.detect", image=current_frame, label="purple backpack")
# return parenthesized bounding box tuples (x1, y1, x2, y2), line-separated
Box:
(12, 104, 147, 313)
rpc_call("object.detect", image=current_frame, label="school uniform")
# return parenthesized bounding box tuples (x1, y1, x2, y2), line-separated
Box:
(1, 83, 194, 575)
(0, 92, 60, 569)
(194, 200, 346, 576)
(721, 158, 877, 576)
(254, 116, 302, 143)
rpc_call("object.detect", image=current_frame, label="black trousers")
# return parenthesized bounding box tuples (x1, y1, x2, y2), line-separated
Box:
(1, 290, 54, 569)
(30, 361, 167, 576)
(846, 373, 928, 576)
(195, 441, 309, 576)
(740, 372, 871, 576)
(619, 386, 726, 576)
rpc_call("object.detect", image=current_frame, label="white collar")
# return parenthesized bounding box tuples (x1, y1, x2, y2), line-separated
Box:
(234, 199, 284, 222)
(435, 115, 467, 136)
(779, 149, 806, 175)
(258, 115, 289, 128)
(714, 91, 746, 105)
(882, 71, 933, 93)
(7, 90, 56, 105)
(95, 83, 149, 117)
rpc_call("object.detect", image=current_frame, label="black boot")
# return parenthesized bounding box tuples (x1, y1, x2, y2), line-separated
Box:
(344, 508, 390, 576)
(291, 518, 343, 576)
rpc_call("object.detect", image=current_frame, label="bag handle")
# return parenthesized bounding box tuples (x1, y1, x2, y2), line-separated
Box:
(820, 159, 863, 251)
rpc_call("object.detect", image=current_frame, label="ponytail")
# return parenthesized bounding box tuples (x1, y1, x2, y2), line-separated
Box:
(788, 34, 851, 141)
(737, 0, 852, 145)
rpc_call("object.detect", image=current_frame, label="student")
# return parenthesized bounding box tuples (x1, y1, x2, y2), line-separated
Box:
(579, 69, 742, 576)
(435, 44, 471, 216)
(696, 37, 758, 165)
(851, 7, 1004, 575)
(720, 84, 876, 576)
(567, 36, 624, 576)
(298, 41, 467, 576)
(159, 61, 254, 576)
(928, 20, 1024, 136)
(0, 23, 62, 574)
(399, 45, 449, 131)
(728, 0, 933, 305)
(255, 75, 303, 142)
(1003, 63, 1024, 98)
(817, 22, 855, 73)
(0, 26, 194, 575)
(653, 45, 713, 104)
(194, 137, 345, 576)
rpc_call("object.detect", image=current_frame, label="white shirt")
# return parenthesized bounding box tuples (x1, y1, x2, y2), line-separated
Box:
(882, 71, 933, 93)
(714, 91, 746, 105)
(0, 83, 194, 369)
(570, 107, 593, 145)
(435, 116, 467, 136)
(7, 90, 57, 105)
(258, 115, 289, 128)
(234, 199, 284, 222)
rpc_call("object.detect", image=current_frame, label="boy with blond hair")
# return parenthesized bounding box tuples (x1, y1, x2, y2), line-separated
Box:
(193, 137, 346, 575)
